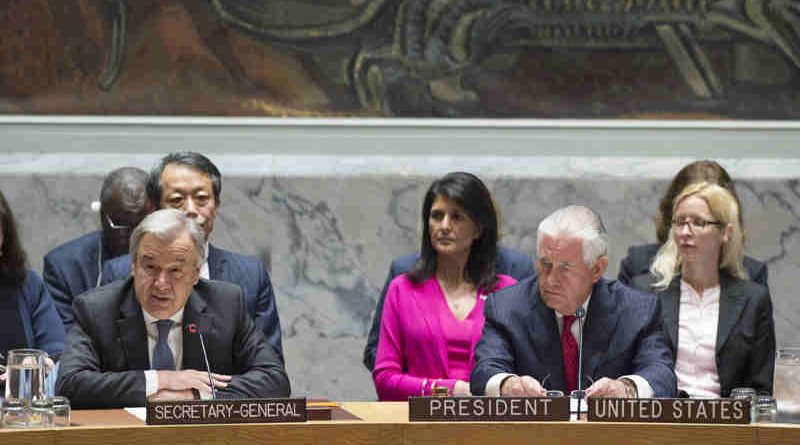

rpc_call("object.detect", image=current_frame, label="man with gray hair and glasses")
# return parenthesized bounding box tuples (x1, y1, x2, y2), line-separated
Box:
(471, 205, 676, 398)
(57, 209, 289, 408)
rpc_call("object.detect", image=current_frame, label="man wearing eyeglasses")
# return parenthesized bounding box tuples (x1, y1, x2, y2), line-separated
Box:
(471, 205, 676, 399)
(100, 152, 283, 363)
(44, 167, 150, 332)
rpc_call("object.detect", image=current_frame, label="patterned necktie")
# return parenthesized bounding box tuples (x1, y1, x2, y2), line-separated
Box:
(562, 315, 578, 392)
(152, 319, 175, 370)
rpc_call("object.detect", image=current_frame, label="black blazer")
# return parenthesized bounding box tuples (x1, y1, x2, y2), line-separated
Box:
(618, 243, 768, 289)
(630, 272, 775, 396)
(362, 246, 536, 371)
(101, 244, 283, 362)
(43, 230, 105, 332)
(56, 278, 290, 408)
(471, 277, 677, 397)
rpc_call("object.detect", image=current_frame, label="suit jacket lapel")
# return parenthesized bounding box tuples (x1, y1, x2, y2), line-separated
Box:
(182, 289, 212, 371)
(527, 289, 565, 390)
(115, 280, 149, 369)
(716, 274, 747, 354)
(207, 244, 227, 281)
(659, 278, 681, 353)
(583, 280, 621, 384)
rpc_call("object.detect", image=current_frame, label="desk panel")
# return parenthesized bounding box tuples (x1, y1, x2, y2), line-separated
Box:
(0, 402, 796, 445)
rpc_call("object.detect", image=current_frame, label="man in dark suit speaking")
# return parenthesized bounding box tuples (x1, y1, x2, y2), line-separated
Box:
(471, 205, 676, 398)
(56, 209, 289, 408)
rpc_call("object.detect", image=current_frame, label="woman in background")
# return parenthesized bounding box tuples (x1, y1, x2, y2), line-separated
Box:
(0, 189, 65, 385)
(618, 160, 767, 287)
(631, 182, 775, 397)
(373, 172, 517, 400)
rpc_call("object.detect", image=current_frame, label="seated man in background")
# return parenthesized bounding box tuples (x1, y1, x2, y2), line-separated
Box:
(56, 209, 290, 408)
(44, 167, 150, 332)
(471, 205, 676, 398)
(101, 152, 283, 361)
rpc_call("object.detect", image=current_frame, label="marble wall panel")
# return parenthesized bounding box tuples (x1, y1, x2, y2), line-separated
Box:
(1, 169, 797, 400)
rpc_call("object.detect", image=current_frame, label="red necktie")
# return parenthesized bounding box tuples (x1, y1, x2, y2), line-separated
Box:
(562, 315, 578, 392)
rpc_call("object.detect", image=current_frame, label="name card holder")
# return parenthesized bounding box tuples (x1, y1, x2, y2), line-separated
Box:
(146, 397, 308, 425)
(587, 398, 751, 424)
(409, 397, 570, 422)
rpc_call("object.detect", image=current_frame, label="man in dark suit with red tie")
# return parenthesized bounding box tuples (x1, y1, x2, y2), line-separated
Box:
(56, 209, 289, 408)
(471, 205, 676, 398)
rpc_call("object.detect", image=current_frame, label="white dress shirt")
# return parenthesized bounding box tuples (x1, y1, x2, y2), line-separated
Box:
(485, 295, 654, 397)
(199, 241, 210, 280)
(143, 309, 185, 398)
(675, 280, 721, 398)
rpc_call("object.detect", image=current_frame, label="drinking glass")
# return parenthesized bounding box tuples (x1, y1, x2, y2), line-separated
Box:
(774, 347, 800, 422)
(49, 396, 70, 427)
(2, 399, 27, 428)
(730, 387, 756, 422)
(570, 389, 587, 421)
(4, 349, 47, 405)
(28, 398, 53, 428)
(753, 395, 778, 423)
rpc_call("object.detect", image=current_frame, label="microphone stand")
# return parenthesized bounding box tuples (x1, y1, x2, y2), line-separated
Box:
(575, 307, 586, 418)
(197, 332, 217, 399)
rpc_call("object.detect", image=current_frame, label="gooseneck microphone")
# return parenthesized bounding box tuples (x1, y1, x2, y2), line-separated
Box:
(575, 307, 586, 416)
(187, 323, 216, 399)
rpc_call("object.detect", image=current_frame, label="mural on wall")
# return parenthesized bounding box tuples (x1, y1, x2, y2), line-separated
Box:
(1, 0, 798, 117)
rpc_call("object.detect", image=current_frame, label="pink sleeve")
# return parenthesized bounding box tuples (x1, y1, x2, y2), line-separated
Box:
(495, 274, 517, 290)
(372, 278, 436, 400)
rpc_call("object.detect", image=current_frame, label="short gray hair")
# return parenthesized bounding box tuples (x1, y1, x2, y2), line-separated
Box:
(130, 209, 205, 267)
(537, 205, 609, 268)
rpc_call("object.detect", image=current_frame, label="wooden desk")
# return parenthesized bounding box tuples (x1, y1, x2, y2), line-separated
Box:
(0, 402, 797, 445)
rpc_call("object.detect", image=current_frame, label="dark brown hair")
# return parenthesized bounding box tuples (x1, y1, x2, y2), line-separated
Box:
(407, 172, 499, 292)
(655, 160, 742, 243)
(0, 190, 28, 288)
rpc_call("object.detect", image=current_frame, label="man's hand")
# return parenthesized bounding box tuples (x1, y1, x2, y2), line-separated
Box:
(158, 370, 231, 394)
(585, 377, 629, 398)
(149, 389, 194, 401)
(500, 375, 545, 396)
(453, 380, 472, 396)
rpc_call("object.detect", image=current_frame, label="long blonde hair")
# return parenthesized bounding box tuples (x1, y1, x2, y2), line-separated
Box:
(650, 182, 748, 290)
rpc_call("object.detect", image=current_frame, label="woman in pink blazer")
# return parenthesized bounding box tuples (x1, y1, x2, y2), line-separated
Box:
(373, 172, 517, 400)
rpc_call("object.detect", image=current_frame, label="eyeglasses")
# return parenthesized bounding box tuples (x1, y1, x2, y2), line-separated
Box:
(671, 218, 723, 231)
(105, 214, 132, 231)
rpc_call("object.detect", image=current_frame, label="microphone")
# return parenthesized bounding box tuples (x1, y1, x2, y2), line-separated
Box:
(187, 323, 216, 399)
(574, 307, 587, 417)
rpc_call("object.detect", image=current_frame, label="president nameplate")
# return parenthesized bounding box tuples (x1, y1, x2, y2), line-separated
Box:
(409, 397, 570, 421)
(146, 398, 307, 425)
(588, 398, 750, 424)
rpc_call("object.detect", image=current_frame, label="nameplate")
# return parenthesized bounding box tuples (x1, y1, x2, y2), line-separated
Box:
(409, 397, 570, 422)
(146, 398, 307, 425)
(587, 398, 750, 424)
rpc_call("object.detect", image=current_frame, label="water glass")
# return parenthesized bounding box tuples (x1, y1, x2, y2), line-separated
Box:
(774, 347, 800, 421)
(50, 396, 70, 427)
(569, 389, 587, 421)
(28, 399, 53, 428)
(753, 395, 778, 423)
(730, 387, 756, 422)
(2, 399, 27, 428)
(4, 349, 47, 405)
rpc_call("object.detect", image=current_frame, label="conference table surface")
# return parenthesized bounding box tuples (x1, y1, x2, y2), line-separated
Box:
(0, 402, 798, 445)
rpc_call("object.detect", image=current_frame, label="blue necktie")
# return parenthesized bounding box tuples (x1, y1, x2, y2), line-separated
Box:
(152, 319, 175, 370)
